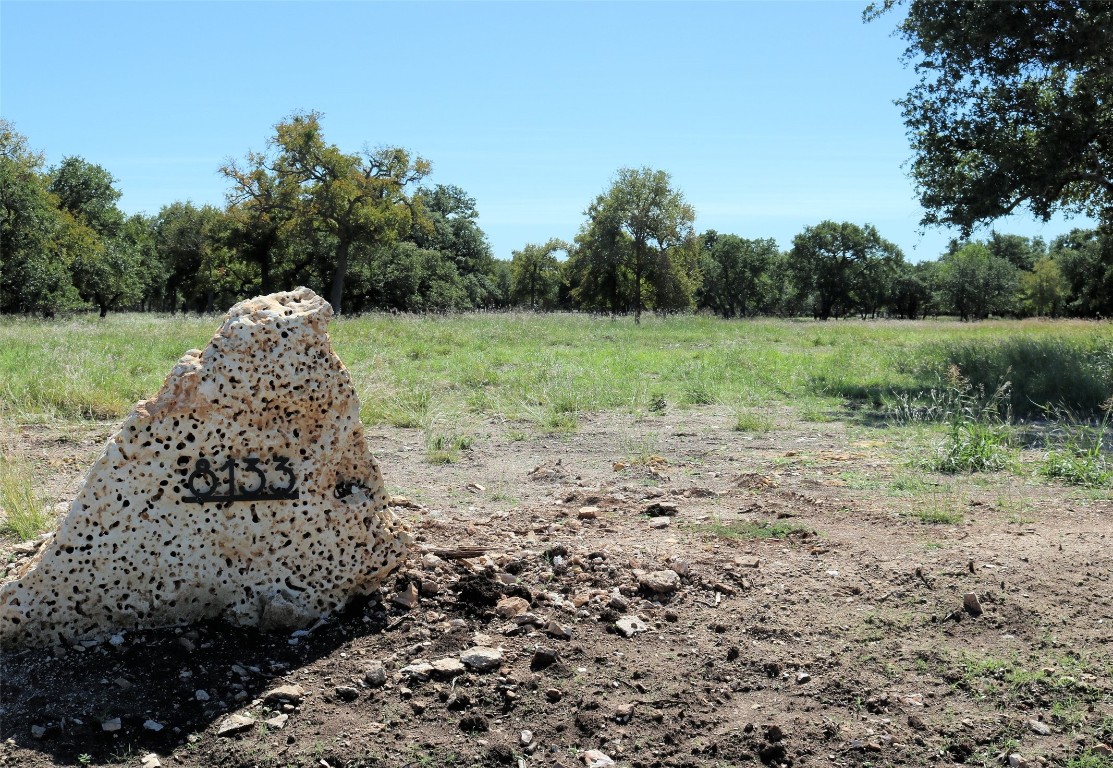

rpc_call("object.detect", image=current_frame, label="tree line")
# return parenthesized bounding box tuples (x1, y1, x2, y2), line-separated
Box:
(2, 115, 1109, 320)
(4, 2, 1111, 320)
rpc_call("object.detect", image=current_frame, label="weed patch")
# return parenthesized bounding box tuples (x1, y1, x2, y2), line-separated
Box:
(423, 419, 475, 464)
(733, 410, 774, 433)
(1039, 404, 1112, 488)
(695, 519, 807, 540)
(922, 366, 1015, 473)
(0, 456, 50, 540)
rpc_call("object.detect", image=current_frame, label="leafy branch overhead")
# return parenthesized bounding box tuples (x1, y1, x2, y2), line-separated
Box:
(868, 0, 1113, 233)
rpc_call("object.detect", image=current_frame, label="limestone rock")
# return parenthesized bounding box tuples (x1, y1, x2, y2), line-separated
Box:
(639, 569, 681, 594)
(615, 616, 648, 637)
(0, 289, 411, 647)
(262, 683, 306, 706)
(460, 646, 503, 672)
(494, 596, 530, 619)
(217, 714, 255, 737)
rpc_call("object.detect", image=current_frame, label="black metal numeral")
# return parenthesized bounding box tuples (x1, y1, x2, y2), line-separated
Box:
(182, 456, 299, 504)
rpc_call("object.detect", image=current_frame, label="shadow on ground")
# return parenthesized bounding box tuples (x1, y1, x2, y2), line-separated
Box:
(0, 596, 389, 766)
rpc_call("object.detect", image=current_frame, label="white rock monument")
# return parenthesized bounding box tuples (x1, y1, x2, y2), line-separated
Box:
(1, 287, 411, 647)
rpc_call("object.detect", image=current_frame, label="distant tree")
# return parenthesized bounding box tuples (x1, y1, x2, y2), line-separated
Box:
(69, 236, 143, 317)
(760, 250, 804, 316)
(155, 202, 228, 313)
(1050, 228, 1113, 317)
(220, 149, 297, 295)
(48, 156, 124, 238)
(569, 167, 698, 323)
(889, 260, 935, 319)
(44, 156, 148, 316)
(269, 111, 429, 312)
(489, 259, 513, 308)
(411, 185, 497, 306)
(365, 242, 469, 312)
(789, 221, 902, 320)
(511, 239, 567, 309)
(119, 214, 165, 312)
(936, 242, 1019, 320)
(1020, 257, 1070, 317)
(868, 1, 1113, 233)
(697, 231, 778, 318)
(0, 120, 82, 315)
(986, 232, 1045, 273)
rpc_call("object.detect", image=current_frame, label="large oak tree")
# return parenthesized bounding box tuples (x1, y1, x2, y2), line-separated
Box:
(868, 1, 1113, 233)
(569, 167, 698, 323)
(269, 111, 430, 313)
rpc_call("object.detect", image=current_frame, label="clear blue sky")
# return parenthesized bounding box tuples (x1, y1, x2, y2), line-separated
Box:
(1, 1, 1094, 262)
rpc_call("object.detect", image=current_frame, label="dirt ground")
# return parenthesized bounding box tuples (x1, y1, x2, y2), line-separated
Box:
(2, 406, 1111, 768)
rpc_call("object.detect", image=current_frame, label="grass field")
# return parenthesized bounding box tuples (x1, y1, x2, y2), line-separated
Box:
(2, 312, 1112, 768)
(1, 313, 1110, 430)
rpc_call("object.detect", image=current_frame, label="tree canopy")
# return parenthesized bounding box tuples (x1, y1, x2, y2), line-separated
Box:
(568, 167, 698, 323)
(868, 0, 1113, 233)
(790, 221, 903, 320)
(267, 111, 430, 312)
(4, 115, 1111, 322)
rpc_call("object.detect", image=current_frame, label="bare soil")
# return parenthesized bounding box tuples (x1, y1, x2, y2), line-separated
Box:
(2, 407, 1111, 768)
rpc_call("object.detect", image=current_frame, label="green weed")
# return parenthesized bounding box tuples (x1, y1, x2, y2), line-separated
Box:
(924, 365, 1014, 473)
(733, 410, 774, 433)
(905, 493, 964, 525)
(888, 474, 940, 495)
(424, 422, 474, 464)
(1039, 402, 1112, 488)
(0, 456, 50, 540)
(695, 518, 805, 540)
(1064, 752, 1113, 768)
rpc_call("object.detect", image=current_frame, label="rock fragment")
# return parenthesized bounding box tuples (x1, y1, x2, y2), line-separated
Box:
(217, 714, 255, 737)
(460, 646, 503, 672)
(583, 750, 616, 767)
(1028, 719, 1052, 736)
(615, 616, 649, 637)
(262, 684, 306, 706)
(335, 685, 360, 702)
(495, 596, 530, 619)
(264, 713, 288, 729)
(364, 661, 387, 687)
(644, 501, 679, 517)
(430, 657, 467, 678)
(639, 570, 681, 594)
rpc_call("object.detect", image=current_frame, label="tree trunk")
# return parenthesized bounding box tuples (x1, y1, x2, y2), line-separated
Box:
(330, 238, 350, 314)
(633, 255, 643, 325)
(260, 246, 273, 295)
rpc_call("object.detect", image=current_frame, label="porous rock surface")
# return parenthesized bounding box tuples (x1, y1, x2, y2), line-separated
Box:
(0, 287, 411, 647)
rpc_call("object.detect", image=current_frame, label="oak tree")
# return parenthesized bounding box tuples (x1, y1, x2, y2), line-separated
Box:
(270, 111, 430, 312)
(569, 168, 698, 323)
(869, 1, 1113, 232)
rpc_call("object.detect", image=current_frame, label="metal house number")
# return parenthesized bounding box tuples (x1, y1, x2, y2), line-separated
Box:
(183, 456, 299, 503)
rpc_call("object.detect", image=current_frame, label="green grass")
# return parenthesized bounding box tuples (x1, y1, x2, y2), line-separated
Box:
(420, 416, 474, 463)
(928, 420, 1015, 473)
(695, 518, 806, 540)
(906, 494, 965, 525)
(1039, 410, 1112, 488)
(1, 314, 1109, 430)
(733, 409, 775, 433)
(0, 455, 51, 540)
